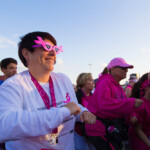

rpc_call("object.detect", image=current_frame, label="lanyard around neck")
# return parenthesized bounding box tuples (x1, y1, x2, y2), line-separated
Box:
(29, 72, 57, 109)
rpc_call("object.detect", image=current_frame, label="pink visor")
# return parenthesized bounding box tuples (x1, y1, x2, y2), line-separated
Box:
(107, 57, 133, 69)
(32, 36, 63, 54)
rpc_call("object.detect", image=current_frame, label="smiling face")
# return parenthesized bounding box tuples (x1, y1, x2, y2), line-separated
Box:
(23, 39, 56, 74)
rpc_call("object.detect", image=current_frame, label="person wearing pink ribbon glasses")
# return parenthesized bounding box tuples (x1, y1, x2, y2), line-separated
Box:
(0, 31, 96, 150)
(128, 72, 150, 150)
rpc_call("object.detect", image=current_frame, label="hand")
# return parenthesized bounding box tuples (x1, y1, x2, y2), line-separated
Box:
(64, 102, 81, 115)
(130, 116, 137, 124)
(134, 99, 143, 108)
(80, 111, 96, 124)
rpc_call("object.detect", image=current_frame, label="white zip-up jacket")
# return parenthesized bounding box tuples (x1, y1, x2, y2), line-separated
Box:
(0, 70, 87, 150)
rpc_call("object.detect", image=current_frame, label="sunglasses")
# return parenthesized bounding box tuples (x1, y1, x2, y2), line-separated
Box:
(114, 66, 128, 70)
(32, 36, 63, 54)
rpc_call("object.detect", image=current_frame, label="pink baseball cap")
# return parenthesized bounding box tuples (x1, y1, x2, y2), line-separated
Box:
(107, 57, 133, 69)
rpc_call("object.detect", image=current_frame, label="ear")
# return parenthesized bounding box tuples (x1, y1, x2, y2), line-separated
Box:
(22, 48, 29, 60)
(1, 68, 6, 74)
(22, 48, 30, 67)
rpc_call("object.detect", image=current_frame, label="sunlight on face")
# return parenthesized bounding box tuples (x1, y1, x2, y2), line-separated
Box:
(27, 39, 56, 73)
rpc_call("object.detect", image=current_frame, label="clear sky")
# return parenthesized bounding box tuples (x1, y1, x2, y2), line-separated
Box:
(0, 0, 150, 84)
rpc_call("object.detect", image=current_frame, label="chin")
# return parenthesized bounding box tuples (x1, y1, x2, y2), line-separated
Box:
(44, 66, 54, 72)
(48, 67, 54, 72)
(124, 75, 127, 79)
(49, 66, 54, 71)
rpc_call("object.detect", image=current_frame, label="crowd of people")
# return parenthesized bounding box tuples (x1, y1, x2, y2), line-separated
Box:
(0, 31, 150, 150)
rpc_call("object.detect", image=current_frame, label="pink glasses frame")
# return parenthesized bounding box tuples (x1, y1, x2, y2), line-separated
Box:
(32, 36, 63, 54)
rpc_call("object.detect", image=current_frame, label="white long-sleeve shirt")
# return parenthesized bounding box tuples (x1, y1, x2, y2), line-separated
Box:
(0, 70, 87, 150)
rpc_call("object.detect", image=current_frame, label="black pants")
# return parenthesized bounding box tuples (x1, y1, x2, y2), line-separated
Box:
(87, 136, 122, 150)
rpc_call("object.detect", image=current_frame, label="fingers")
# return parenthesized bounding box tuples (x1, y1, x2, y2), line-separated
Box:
(80, 111, 96, 124)
(64, 102, 81, 115)
(74, 107, 81, 116)
(138, 100, 143, 106)
(130, 116, 137, 124)
(135, 99, 143, 108)
(80, 114, 84, 123)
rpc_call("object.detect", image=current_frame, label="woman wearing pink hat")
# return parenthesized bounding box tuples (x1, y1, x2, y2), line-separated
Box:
(85, 57, 143, 150)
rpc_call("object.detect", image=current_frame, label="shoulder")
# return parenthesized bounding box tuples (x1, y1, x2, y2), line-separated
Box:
(76, 89, 84, 98)
(51, 72, 71, 83)
(96, 74, 112, 88)
(0, 70, 29, 88)
(76, 89, 84, 103)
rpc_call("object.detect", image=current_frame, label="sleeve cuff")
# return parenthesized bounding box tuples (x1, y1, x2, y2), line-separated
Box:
(60, 107, 71, 119)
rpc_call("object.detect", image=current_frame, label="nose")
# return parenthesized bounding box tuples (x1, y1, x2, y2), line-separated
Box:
(13, 70, 17, 74)
(48, 48, 56, 55)
(13, 68, 17, 74)
(125, 68, 128, 72)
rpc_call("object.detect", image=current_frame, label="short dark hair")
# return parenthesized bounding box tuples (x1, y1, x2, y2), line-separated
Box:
(18, 31, 57, 67)
(0, 58, 17, 69)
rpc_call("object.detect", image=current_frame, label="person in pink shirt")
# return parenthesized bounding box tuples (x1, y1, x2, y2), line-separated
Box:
(128, 72, 150, 150)
(74, 73, 95, 150)
(85, 57, 143, 150)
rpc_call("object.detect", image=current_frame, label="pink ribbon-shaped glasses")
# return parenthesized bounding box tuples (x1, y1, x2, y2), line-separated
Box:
(32, 36, 63, 54)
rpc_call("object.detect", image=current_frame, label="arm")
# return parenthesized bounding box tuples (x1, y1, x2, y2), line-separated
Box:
(125, 87, 132, 98)
(134, 123, 150, 148)
(62, 74, 96, 124)
(94, 79, 135, 118)
(0, 82, 71, 142)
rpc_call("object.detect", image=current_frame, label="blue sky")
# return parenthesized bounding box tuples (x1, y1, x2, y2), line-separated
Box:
(0, 0, 150, 84)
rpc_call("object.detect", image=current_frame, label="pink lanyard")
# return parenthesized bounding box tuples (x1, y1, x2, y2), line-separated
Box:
(30, 73, 58, 133)
(29, 72, 57, 109)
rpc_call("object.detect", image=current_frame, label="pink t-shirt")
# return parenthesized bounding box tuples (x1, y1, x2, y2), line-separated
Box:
(129, 97, 150, 150)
